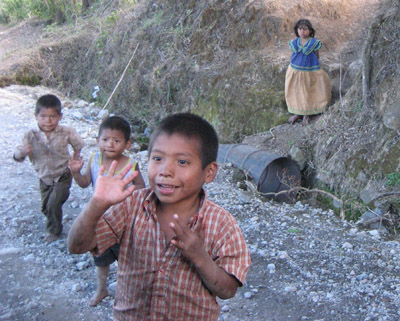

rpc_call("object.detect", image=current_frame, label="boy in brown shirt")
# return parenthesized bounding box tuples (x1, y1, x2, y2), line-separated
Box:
(14, 94, 84, 242)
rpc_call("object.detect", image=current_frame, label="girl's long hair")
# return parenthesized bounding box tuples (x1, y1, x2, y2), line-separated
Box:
(294, 19, 315, 38)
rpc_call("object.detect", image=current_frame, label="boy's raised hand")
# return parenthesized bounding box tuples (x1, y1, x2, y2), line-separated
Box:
(169, 214, 207, 264)
(93, 160, 138, 209)
(69, 154, 84, 173)
(22, 144, 33, 156)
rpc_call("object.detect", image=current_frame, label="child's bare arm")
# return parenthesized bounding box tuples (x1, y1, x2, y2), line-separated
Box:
(169, 214, 240, 299)
(133, 165, 146, 189)
(67, 196, 108, 253)
(69, 155, 92, 188)
(68, 161, 138, 254)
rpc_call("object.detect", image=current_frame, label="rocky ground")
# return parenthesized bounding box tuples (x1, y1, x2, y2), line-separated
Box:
(1, 85, 400, 321)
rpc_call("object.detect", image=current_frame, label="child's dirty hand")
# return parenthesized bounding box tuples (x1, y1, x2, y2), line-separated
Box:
(93, 160, 138, 208)
(22, 144, 32, 156)
(69, 154, 84, 173)
(169, 214, 207, 264)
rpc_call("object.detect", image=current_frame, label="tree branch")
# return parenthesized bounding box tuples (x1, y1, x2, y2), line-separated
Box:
(259, 186, 345, 220)
(102, 44, 139, 110)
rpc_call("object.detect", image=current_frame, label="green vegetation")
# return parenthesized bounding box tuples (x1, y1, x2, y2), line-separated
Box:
(1, 0, 90, 24)
(194, 84, 286, 142)
(386, 172, 400, 187)
(121, 0, 136, 5)
(15, 68, 41, 86)
(139, 11, 164, 30)
(311, 183, 362, 222)
(343, 199, 365, 222)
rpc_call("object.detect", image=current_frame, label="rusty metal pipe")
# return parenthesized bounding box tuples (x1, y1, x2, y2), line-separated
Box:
(217, 144, 301, 202)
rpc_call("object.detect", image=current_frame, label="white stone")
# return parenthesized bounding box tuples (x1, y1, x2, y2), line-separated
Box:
(277, 251, 289, 259)
(70, 201, 79, 209)
(369, 230, 380, 237)
(76, 261, 89, 271)
(23, 253, 35, 261)
(71, 110, 83, 120)
(284, 285, 297, 292)
(97, 109, 109, 120)
(221, 305, 230, 312)
(342, 242, 353, 249)
(77, 100, 88, 108)
(348, 228, 358, 235)
(72, 283, 82, 292)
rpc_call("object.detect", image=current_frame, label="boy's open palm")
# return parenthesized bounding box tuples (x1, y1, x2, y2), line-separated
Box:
(93, 161, 138, 208)
(69, 155, 84, 173)
(170, 214, 207, 264)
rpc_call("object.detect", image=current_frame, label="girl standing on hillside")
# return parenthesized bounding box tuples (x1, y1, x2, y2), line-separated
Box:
(285, 19, 331, 125)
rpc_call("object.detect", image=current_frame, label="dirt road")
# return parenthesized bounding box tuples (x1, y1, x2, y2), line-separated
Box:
(0, 86, 113, 320)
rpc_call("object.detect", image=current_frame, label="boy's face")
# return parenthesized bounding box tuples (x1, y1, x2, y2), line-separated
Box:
(148, 133, 217, 208)
(98, 128, 131, 160)
(35, 107, 62, 133)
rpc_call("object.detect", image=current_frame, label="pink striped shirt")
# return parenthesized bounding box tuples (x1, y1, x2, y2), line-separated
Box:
(95, 187, 251, 321)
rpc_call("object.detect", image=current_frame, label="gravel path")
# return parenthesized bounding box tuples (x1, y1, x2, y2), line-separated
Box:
(0, 85, 399, 321)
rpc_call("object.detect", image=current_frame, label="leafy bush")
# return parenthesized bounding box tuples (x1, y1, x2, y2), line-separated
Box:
(386, 172, 400, 187)
(1, 0, 86, 23)
(1, 0, 29, 21)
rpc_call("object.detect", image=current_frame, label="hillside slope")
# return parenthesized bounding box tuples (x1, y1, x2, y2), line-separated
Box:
(312, 0, 400, 218)
(0, 0, 399, 223)
(0, 0, 379, 139)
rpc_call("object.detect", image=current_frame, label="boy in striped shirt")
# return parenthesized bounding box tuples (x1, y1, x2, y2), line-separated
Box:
(68, 113, 251, 320)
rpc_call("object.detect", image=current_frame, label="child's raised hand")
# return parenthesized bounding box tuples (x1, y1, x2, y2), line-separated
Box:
(22, 144, 32, 156)
(169, 214, 207, 264)
(69, 154, 84, 173)
(92, 160, 138, 209)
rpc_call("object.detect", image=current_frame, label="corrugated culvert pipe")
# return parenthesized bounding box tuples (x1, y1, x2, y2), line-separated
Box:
(218, 144, 301, 202)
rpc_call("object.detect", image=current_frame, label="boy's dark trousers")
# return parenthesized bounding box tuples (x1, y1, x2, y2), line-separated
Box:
(39, 170, 72, 236)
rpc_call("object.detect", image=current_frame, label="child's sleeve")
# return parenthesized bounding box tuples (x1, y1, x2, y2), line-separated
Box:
(211, 214, 251, 286)
(13, 131, 32, 162)
(67, 127, 85, 152)
(304, 39, 322, 55)
(288, 39, 297, 53)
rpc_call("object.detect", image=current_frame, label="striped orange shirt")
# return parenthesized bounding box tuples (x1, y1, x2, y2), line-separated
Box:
(95, 187, 251, 321)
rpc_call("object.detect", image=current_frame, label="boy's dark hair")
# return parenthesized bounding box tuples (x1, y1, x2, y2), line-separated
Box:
(35, 94, 62, 115)
(294, 19, 315, 38)
(99, 116, 131, 141)
(148, 113, 218, 169)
